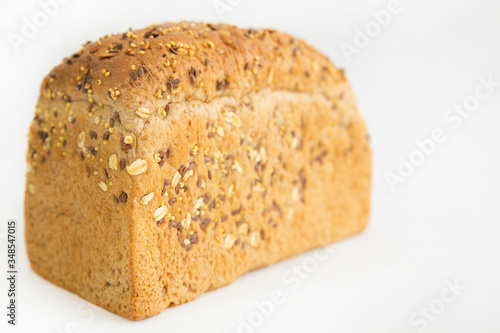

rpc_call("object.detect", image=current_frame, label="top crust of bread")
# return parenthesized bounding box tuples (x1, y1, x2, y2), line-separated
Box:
(40, 22, 348, 137)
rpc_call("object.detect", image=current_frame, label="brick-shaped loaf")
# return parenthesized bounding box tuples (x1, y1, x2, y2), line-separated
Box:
(25, 22, 371, 320)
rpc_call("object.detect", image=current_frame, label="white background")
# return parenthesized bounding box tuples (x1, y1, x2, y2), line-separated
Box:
(1, 0, 499, 332)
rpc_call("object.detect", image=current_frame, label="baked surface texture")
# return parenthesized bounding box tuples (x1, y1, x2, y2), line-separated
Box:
(25, 21, 371, 320)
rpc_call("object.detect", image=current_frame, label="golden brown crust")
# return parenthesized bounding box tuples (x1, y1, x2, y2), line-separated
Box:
(26, 21, 371, 320)
(39, 22, 345, 136)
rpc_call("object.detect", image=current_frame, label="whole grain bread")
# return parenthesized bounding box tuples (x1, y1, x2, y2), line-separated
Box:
(25, 21, 371, 320)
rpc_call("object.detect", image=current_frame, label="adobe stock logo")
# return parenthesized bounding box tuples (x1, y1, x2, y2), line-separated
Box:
(339, 0, 406, 62)
(401, 278, 467, 333)
(234, 245, 338, 333)
(213, 0, 245, 20)
(385, 75, 499, 192)
(7, 0, 73, 52)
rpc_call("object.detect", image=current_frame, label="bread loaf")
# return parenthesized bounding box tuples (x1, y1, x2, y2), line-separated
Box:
(25, 21, 371, 320)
